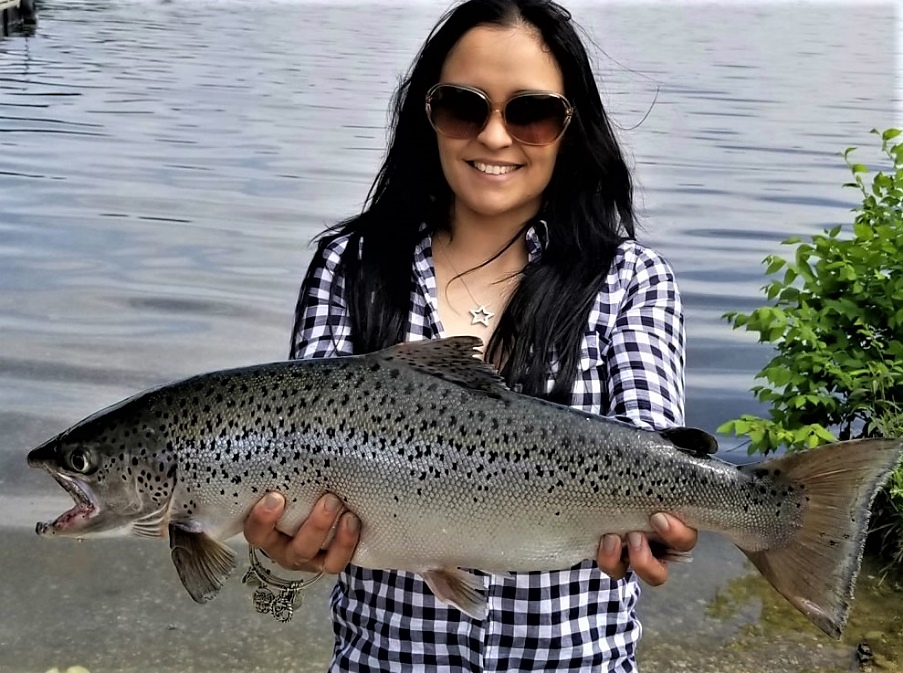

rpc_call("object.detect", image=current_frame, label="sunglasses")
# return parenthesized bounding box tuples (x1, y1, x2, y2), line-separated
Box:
(425, 83, 574, 146)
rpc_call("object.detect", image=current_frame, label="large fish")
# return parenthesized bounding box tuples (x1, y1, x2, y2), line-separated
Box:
(27, 337, 902, 638)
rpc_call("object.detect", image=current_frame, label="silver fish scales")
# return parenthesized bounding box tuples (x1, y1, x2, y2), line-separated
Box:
(27, 336, 903, 638)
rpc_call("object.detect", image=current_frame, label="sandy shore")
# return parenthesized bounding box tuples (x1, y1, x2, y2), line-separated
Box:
(2, 524, 874, 673)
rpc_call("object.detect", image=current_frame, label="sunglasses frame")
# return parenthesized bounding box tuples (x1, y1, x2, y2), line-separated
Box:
(424, 83, 574, 146)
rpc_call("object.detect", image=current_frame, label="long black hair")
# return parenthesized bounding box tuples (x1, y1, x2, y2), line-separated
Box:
(291, 0, 636, 404)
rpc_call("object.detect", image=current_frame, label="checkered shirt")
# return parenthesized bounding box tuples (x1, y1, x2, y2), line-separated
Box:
(291, 223, 686, 672)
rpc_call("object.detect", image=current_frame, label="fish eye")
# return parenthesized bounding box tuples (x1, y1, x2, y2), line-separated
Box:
(68, 449, 94, 474)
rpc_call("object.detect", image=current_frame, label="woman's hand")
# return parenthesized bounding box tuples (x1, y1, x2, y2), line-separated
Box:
(243, 492, 360, 574)
(596, 513, 697, 586)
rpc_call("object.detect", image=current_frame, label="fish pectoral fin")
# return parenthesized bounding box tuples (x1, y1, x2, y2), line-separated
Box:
(659, 427, 719, 458)
(421, 567, 488, 621)
(131, 505, 171, 539)
(168, 523, 236, 604)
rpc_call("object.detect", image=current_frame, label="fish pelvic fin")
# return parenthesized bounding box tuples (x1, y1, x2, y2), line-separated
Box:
(168, 523, 237, 604)
(739, 437, 903, 639)
(421, 568, 488, 621)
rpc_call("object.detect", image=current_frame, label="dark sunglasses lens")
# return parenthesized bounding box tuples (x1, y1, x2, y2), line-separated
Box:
(429, 87, 488, 139)
(505, 95, 569, 144)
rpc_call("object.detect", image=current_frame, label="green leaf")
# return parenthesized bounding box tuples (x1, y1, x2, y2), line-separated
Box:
(765, 257, 787, 275)
(853, 221, 873, 239)
(718, 418, 752, 436)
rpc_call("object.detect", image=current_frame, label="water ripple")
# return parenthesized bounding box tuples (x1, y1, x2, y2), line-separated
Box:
(0, 0, 896, 494)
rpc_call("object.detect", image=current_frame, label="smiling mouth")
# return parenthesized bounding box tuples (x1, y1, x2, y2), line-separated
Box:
(36, 472, 97, 537)
(468, 161, 522, 176)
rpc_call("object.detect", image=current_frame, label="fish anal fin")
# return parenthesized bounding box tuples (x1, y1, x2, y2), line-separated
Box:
(660, 427, 719, 458)
(421, 567, 488, 621)
(738, 437, 903, 639)
(647, 539, 694, 563)
(381, 337, 510, 396)
(168, 523, 236, 604)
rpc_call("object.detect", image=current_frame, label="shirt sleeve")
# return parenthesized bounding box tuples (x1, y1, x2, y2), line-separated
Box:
(290, 236, 355, 360)
(603, 245, 686, 430)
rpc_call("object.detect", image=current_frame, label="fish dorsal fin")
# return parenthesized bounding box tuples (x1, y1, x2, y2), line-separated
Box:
(660, 427, 719, 459)
(381, 336, 510, 396)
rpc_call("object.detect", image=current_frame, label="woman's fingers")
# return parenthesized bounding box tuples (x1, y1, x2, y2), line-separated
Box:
(244, 492, 290, 553)
(280, 494, 344, 569)
(624, 532, 669, 586)
(650, 513, 697, 552)
(243, 492, 360, 574)
(321, 512, 361, 574)
(596, 514, 699, 586)
(596, 534, 629, 580)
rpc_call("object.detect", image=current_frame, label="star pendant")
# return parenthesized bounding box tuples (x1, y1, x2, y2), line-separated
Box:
(469, 305, 494, 327)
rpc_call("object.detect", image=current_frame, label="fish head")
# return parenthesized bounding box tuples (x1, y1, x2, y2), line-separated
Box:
(28, 404, 176, 540)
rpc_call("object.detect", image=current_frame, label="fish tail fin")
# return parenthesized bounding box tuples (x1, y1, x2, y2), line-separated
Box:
(738, 437, 903, 638)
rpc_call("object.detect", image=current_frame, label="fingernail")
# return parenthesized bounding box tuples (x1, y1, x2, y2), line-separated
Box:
(262, 492, 283, 512)
(628, 532, 644, 551)
(603, 535, 620, 555)
(650, 513, 670, 534)
(345, 514, 360, 532)
(324, 494, 341, 514)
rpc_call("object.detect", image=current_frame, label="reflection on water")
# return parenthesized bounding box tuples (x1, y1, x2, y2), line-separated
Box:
(0, 1, 898, 672)
(704, 559, 903, 672)
(639, 539, 903, 672)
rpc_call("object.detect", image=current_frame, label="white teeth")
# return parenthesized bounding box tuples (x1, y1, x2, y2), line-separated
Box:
(473, 161, 518, 175)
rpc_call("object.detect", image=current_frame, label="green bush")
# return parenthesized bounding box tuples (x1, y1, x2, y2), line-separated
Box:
(870, 411, 903, 570)
(718, 128, 903, 566)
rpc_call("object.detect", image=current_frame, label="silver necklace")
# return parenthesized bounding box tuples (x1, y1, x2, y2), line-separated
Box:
(436, 240, 496, 328)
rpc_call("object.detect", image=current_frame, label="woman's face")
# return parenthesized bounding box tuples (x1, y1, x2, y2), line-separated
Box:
(434, 24, 566, 227)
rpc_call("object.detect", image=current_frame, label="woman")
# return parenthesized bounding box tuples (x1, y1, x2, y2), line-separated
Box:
(245, 0, 696, 670)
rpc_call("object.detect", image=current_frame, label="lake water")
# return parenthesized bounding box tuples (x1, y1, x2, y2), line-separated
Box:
(0, 1, 898, 672)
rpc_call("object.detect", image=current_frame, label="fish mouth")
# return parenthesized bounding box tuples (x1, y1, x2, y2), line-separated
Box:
(36, 471, 98, 537)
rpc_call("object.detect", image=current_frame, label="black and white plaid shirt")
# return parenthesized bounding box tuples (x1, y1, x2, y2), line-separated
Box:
(291, 223, 686, 672)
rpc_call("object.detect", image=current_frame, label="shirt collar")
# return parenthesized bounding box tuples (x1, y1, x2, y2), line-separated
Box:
(417, 218, 549, 262)
(525, 219, 548, 262)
